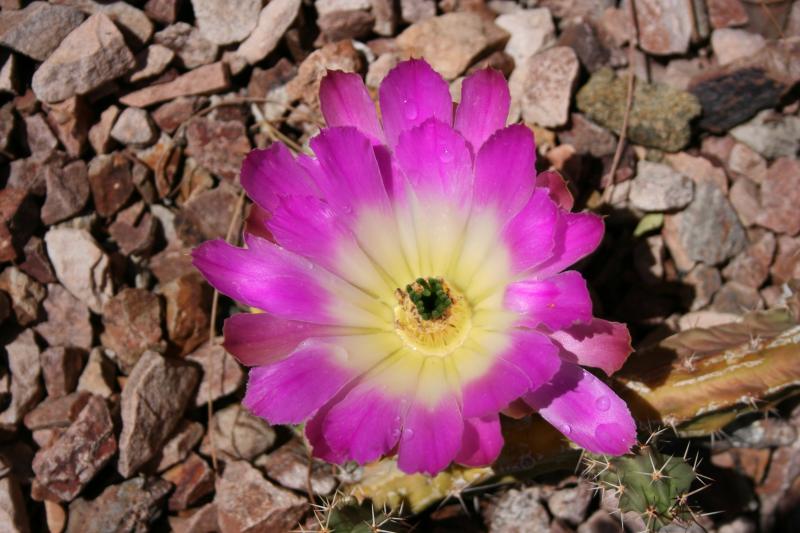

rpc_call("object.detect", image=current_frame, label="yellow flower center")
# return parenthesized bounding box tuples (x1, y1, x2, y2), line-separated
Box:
(393, 277, 472, 357)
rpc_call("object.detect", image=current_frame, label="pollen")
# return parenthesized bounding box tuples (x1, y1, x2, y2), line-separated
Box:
(393, 277, 472, 356)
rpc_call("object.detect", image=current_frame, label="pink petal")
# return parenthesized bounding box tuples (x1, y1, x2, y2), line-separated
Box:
(473, 124, 536, 219)
(459, 352, 532, 418)
(550, 319, 633, 376)
(536, 170, 574, 211)
(502, 188, 559, 274)
(397, 392, 463, 475)
(394, 118, 473, 205)
(500, 329, 561, 392)
(320, 71, 383, 142)
(455, 414, 504, 467)
(379, 59, 453, 150)
(309, 380, 408, 465)
(524, 362, 636, 455)
(240, 143, 318, 212)
(504, 271, 593, 330)
(309, 126, 392, 217)
(455, 68, 510, 151)
(223, 313, 353, 367)
(534, 211, 604, 278)
(244, 342, 353, 424)
(192, 238, 333, 324)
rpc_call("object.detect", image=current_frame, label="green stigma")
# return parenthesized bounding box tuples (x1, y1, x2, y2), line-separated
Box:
(405, 277, 453, 320)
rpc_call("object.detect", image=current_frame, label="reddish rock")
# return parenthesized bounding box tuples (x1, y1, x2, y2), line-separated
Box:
(722, 231, 775, 288)
(153, 22, 219, 70)
(40, 347, 85, 398)
(318, 8, 375, 42)
(174, 183, 242, 246)
(24, 113, 59, 156)
(144, 0, 183, 24)
(233, 0, 302, 66)
(169, 503, 218, 533)
(117, 351, 200, 477)
(184, 117, 251, 181)
(771, 236, 800, 284)
(162, 453, 214, 511)
(41, 160, 90, 225)
(65, 477, 171, 533)
(635, 0, 693, 56)
(0, 1, 85, 61)
(400, 0, 435, 23)
(44, 228, 114, 314)
(88, 105, 120, 156)
(557, 20, 609, 74)
(32, 395, 116, 502)
(108, 202, 157, 256)
(134, 133, 182, 198)
(35, 284, 93, 351)
(192, 0, 261, 45)
(159, 272, 212, 355)
(151, 419, 205, 472)
(152, 96, 203, 134)
(711, 280, 763, 314)
(44, 97, 91, 158)
(120, 62, 230, 108)
(186, 341, 244, 407)
(150, 248, 195, 284)
(19, 237, 56, 285)
(87, 152, 135, 218)
(8, 152, 70, 197)
(510, 46, 579, 128)
(707, 0, 749, 29)
(0, 187, 38, 263)
(101, 288, 164, 374)
(126, 44, 175, 83)
(729, 177, 760, 227)
(201, 404, 276, 462)
(755, 158, 800, 236)
(683, 263, 722, 310)
(215, 461, 306, 533)
(256, 439, 337, 495)
(110, 107, 157, 148)
(728, 141, 767, 183)
(286, 40, 365, 110)
(0, 266, 45, 326)
(23, 391, 91, 431)
(665, 151, 729, 194)
(76, 348, 116, 399)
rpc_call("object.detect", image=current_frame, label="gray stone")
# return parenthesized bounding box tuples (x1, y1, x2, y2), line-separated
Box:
(0, 330, 42, 430)
(126, 44, 175, 83)
(110, 107, 157, 147)
(55, 0, 154, 49)
(234, 0, 302, 66)
(192, 0, 261, 45)
(485, 486, 550, 533)
(711, 29, 765, 66)
(186, 341, 245, 407)
(0, 2, 85, 61)
(495, 8, 556, 68)
(730, 110, 800, 159)
(154, 22, 219, 69)
(664, 182, 747, 266)
(630, 160, 694, 212)
(200, 404, 276, 462)
(35, 284, 93, 350)
(31, 14, 135, 104)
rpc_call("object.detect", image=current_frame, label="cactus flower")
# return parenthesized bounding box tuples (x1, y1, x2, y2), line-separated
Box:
(193, 59, 636, 475)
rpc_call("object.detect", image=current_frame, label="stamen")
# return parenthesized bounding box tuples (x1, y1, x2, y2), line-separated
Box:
(404, 277, 454, 320)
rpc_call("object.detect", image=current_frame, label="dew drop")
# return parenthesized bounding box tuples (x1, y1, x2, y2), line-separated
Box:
(561, 424, 572, 435)
(402, 428, 415, 441)
(391, 428, 402, 439)
(403, 100, 418, 120)
(439, 146, 454, 163)
(596, 396, 610, 412)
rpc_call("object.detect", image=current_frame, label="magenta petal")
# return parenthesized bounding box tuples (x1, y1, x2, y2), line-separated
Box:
(534, 211, 604, 278)
(504, 271, 593, 330)
(379, 59, 453, 150)
(394, 118, 473, 204)
(244, 343, 353, 424)
(267, 194, 347, 271)
(473, 124, 535, 219)
(502, 188, 559, 274)
(536, 170, 574, 211)
(550, 319, 633, 376)
(320, 71, 383, 142)
(398, 393, 463, 475)
(309, 126, 391, 216)
(314, 381, 407, 464)
(460, 355, 531, 418)
(455, 414, 504, 467)
(240, 143, 318, 212)
(192, 238, 333, 324)
(455, 68, 510, 151)
(223, 313, 350, 367)
(500, 329, 561, 391)
(524, 363, 636, 455)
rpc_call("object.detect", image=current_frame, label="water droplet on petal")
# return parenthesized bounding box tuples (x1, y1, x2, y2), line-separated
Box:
(391, 428, 402, 439)
(561, 424, 572, 435)
(404, 101, 418, 120)
(402, 428, 415, 441)
(596, 396, 610, 412)
(439, 145, 454, 163)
